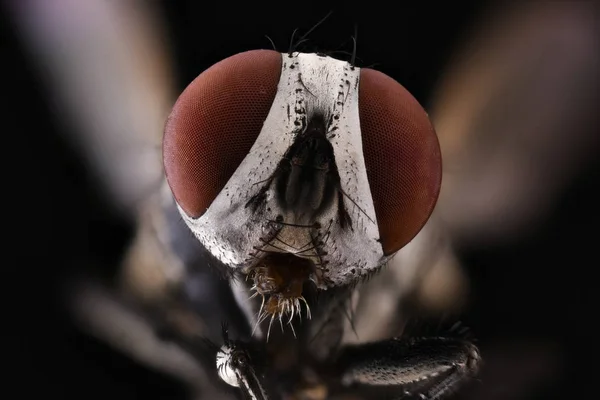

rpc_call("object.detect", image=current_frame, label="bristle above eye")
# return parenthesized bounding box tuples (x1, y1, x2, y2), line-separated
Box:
(359, 68, 442, 255)
(163, 50, 282, 218)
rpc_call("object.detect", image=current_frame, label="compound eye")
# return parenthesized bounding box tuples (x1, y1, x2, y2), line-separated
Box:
(163, 50, 282, 218)
(359, 68, 442, 255)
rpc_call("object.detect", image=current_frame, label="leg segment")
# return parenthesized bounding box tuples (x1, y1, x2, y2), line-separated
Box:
(337, 336, 481, 399)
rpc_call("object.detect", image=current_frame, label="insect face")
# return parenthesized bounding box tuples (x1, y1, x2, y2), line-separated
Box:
(163, 50, 441, 324)
(162, 49, 480, 400)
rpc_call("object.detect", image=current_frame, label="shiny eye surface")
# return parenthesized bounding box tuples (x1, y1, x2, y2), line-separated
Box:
(359, 68, 442, 255)
(163, 49, 282, 217)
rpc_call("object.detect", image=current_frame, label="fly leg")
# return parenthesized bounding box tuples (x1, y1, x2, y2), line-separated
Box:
(337, 336, 481, 400)
(216, 325, 271, 400)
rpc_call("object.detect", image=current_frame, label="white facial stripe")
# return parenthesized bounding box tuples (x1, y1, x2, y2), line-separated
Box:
(179, 52, 387, 288)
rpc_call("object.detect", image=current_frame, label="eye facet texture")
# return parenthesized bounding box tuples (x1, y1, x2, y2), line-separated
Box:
(359, 68, 442, 255)
(163, 50, 282, 217)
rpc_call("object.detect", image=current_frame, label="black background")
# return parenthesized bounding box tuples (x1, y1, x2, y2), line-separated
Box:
(4, 1, 596, 399)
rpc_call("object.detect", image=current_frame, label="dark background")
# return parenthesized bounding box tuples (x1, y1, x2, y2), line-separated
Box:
(4, 1, 596, 399)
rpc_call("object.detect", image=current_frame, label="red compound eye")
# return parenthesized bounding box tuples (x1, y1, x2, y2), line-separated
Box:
(359, 68, 442, 255)
(163, 50, 282, 218)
